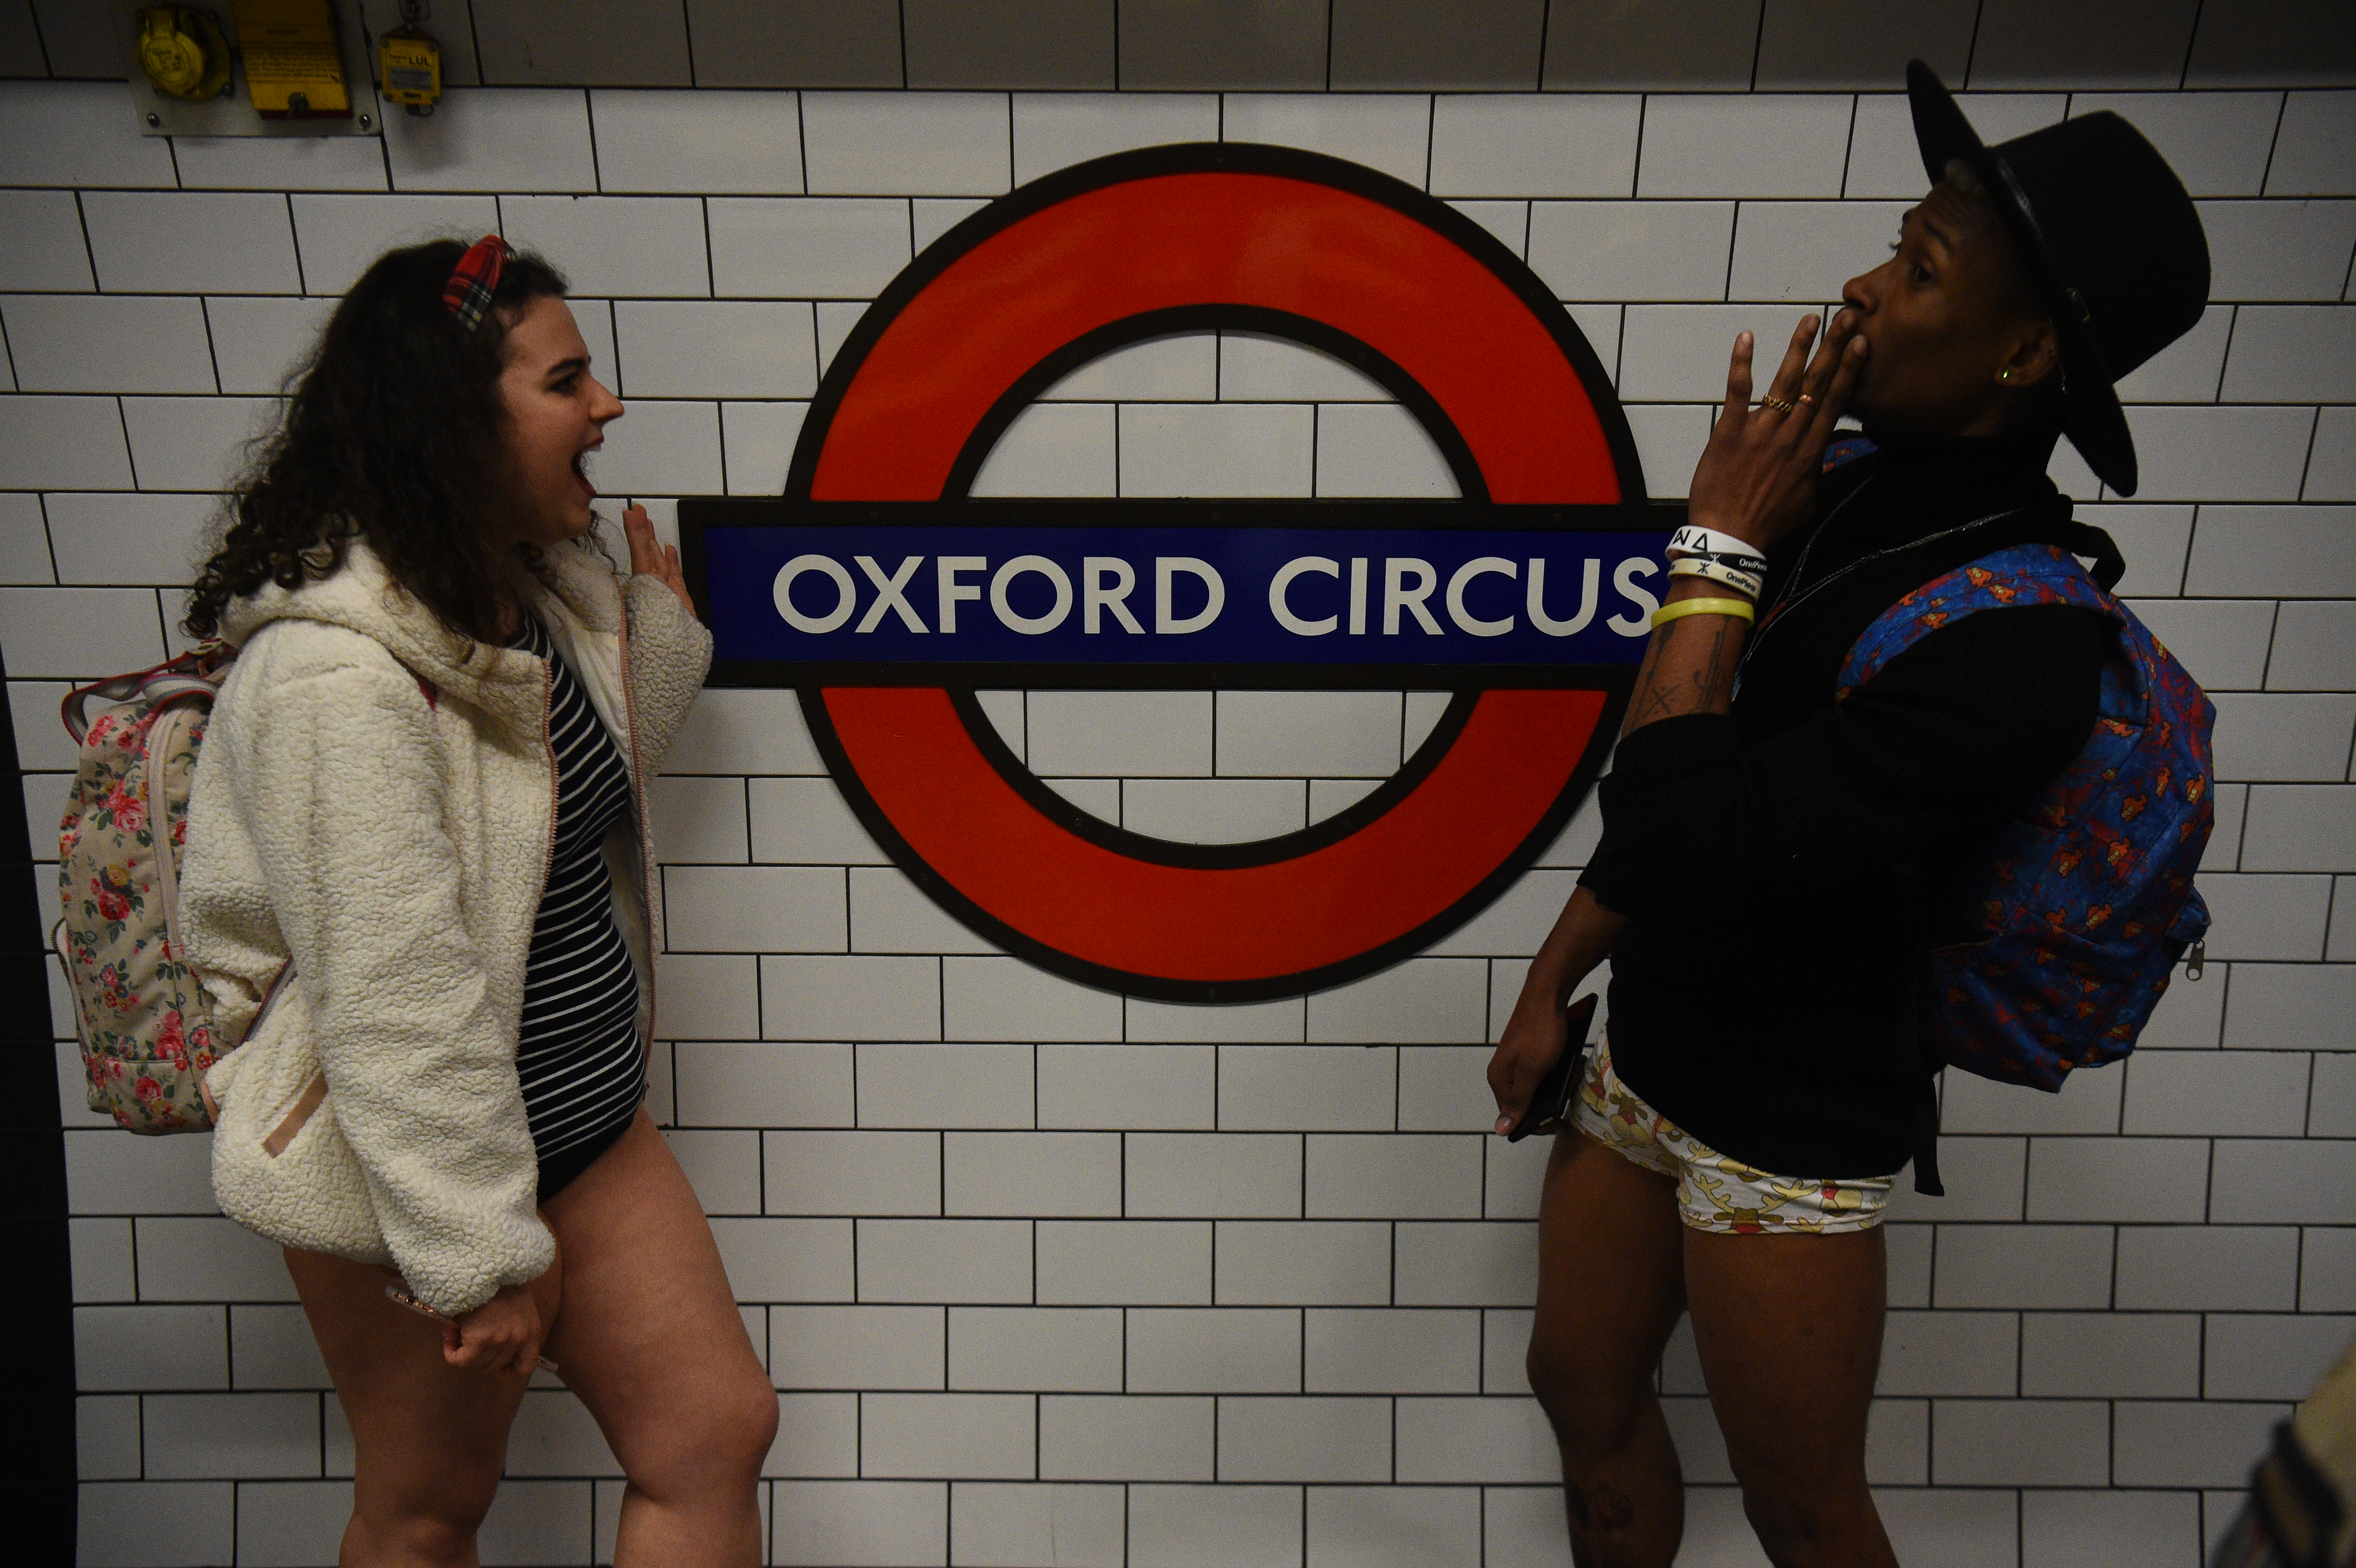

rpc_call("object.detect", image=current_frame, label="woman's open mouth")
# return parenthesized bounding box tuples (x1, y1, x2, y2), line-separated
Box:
(572, 449, 596, 499)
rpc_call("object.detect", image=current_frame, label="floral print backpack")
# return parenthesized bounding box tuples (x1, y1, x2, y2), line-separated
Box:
(54, 646, 276, 1132)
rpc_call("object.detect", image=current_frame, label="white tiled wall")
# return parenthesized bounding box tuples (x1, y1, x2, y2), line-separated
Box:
(6, 75, 2351, 1568)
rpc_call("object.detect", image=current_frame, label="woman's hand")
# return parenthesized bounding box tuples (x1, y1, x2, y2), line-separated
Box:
(1685, 309, 1871, 552)
(623, 502, 695, 616)
(445, 1282, 545, 1378)
(1488, 991, 1574, 1137)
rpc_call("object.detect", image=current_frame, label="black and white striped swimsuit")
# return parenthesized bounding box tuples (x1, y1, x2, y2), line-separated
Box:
(507, 613, 646, 1198)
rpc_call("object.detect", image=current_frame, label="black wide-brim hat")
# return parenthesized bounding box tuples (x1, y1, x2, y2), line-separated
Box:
(1906, 60, 2210, 497)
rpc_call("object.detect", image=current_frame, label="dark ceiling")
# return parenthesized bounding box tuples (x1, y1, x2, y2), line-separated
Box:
(7, 0, 2352, 92)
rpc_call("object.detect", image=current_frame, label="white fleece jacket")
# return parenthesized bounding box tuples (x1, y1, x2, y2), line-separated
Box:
(182, 537, 710, 1314)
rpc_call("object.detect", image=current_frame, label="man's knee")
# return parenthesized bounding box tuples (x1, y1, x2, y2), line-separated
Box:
(1734, 1457, 1877, 1558)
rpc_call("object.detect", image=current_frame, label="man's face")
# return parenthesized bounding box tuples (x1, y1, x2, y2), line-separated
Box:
(1837, 176, 2050, 440)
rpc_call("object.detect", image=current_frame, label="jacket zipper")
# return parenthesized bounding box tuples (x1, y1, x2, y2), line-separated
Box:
(616, 605, 658, 1054)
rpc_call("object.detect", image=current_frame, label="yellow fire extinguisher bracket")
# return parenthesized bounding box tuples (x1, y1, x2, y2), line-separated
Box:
(232, 0, 351, 119)
(135, 8, 233, 102)
(378, 28, 442, 112)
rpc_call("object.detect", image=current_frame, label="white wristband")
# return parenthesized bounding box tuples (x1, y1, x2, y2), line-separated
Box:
(1667, 523, 1767, 563)
(1668, 555, 1765, 599)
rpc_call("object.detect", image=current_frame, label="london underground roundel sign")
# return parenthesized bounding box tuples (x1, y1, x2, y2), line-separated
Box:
(679, 142, 1673, 1003)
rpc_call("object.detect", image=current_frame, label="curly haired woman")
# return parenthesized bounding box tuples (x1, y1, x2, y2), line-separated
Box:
(179, 237, 774, 1566)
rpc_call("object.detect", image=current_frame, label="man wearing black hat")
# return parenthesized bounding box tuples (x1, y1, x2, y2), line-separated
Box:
(1486, 64, 2212, 1567)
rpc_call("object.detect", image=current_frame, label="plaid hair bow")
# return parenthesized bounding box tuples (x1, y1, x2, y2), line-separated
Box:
(441, 234, 509, 333)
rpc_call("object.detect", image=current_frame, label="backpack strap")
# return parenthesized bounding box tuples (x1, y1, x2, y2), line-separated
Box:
(1837, 543, 2125, 701)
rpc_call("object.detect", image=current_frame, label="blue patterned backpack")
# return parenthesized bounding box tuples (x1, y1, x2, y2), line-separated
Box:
(1840, 542, 2215, 1093)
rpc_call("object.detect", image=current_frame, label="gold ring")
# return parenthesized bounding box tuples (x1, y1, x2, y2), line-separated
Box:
(1757, 394, 1795, 413)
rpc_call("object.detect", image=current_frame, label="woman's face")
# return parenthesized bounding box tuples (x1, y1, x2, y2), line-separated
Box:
(1837, 176, 2057, 441)
(496, 295, 624, 546)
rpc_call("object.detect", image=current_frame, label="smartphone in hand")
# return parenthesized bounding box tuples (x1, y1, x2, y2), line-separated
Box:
(1505, 992, 1600, 1143)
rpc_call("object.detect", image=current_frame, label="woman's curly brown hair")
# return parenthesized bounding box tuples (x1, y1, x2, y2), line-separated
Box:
(185, 239, 571, 645)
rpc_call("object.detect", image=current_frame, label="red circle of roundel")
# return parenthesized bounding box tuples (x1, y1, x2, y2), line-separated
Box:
(788, 142, 1646, 1002)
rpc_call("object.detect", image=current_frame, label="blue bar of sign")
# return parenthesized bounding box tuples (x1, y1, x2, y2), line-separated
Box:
(702, 523, 1667, 667)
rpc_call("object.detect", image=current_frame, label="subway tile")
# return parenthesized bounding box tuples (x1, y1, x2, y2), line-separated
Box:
(1753, 0, 1974, 90)
(0, 190, 93, 291)
(664, 1128, 764, 1213)
(2114, 1400, 2290, 1488)
(78, 1481, 235, 1563)
(1970, 0, 2198, 87)
(1027, 690, 1212, 776)
(76, 1304, 226, 1390)
(765, 1130, 939, 1215)
(1126, 1481, 1302, 1567)
(949, 1481, 1125, 1568)
(1218, 1045, 1394, 1132)
(1303, 1308, 1480, 1394)
(1127, 1132, 1301, 1218)
(856, 1042, 1031, 1128)
(614, 301, 815, 398)
(803, 92, 1011, 197)
(133, 1216, 295, 1302)
(2021, 1489, 2203, 1568)
(2113, 303, 2233, 403)
(2312, 1051, 2356, 1134)
(1218, 1395, 1389, 1482)
(949, 1306, 1121, 1391)
(1929, 1399, 2108, 1487)
(172, 134, 387, 196)
(1395, 1222, 1538, 1307)
(592, 396, 722, 493)
(685, 0, 904, 90)
(1219, 335, 1387, 401)
(1637, 95, 1855, 199)
(1939, 1063, 2120, 1136)
(384, 87, 599, 193)
(1304, 1485, 1481, 1568)
(1392, 1395, 1555, 1484)
(286, 194, 498, 295)
(2306, 1227, 2356, 1311)
(720, 399, 810, 495)
(748, 774, 891, 862)
(2072, 91, 2285, 197)
(653, 953, 762, 1041)
(647, 774, 749, 864)
(945, 1131, 1121, 1215)
(766, 1392, 860, 1477)
(1036, 1043, 1215, 1129)
(62, 1129, 217, 1217)
(501, 194, 709, 296)
(2124, 405, 2315, 503)
(1427, 96, 1642, 198)
(1316, 402, 1458, 498)
(1931, 1224, 2113, 1309)
(912, 196, 989, 254)
(708, 197, 912, 297)
(1331, 0, 1543, 88)
(502, 1389, 622, 1477)
(1543, 0, 1758, 89)
(1008, 94, 1222, 188)
(2123, 1048, 2311, 1135)
(1427, 869, 1581, 958)
(943, 956, 1123, 1042)
(2079, 502, 2192, 596)
(2024, 1134, 2210, 1222)
(590, 88, 804, 194)
(2116, 1224, 2300, 1310)
(0, 82, 178, 187)
(1525, 200, 1735, 303)
(2227, 963, 2356, 1053)
(710, 1216, 856, 1301)
(1305, 1134, 1481, 1219)
(1447, 199, 1529, 256)
(44, 493, 213, 586)
(1617, 303, 1843, 403)
(1130, 1307, 1299, 1393)
(1483, 1135, 1551, 1220)
(1215, 691, 1400, 778)
(761, 954, 941, 1041)
(1127, 995, 1307, 1044)
(665, 865, 845, 953)
(1120, 403, 1314, 498)
(2211, 696, 2356, 782)
(68, 1218, 133, 1303)
(2222, 304, 2356, 403)
(2186, 506, 2356, 598)
(1876, 1310, 2017, 1397)
(1040, 336, 1217, 401)
(2128, 597, 2276, 689)
(1844, 92, 2067, 198)
(2020, 1310, 2200, 1398)
(769, 1305, 945, 1389)
(1036, 1220, 1212, 1305)
(1215, 1220, 1391, 1307)
(668, 688, 826, 777)
(1038, 1396, 1215, 1482)
(236, 1479, 368, 1563)
(3, 295, 213, 394)
(858, 1219, 1032, 1303)
(2269, 603, 2356, 691)
(771, 1480, 948, 1568)
(204, 296, 336, 396)
(2209, 783, 2251, 872)
(2335, 884, 2356, 962)
(1482, 1485, 1571, 1568)
(905, 1, 1114, 91)
(2205, 1311, 2356, 1399)
(1306, 957, 1488, 1044)
(2212, 1138, 2356, 1222)
(1621, 403, 1709, 500)
(230, 1304, 333, 1390)
(1885, 1136, 2026, 1224)
(2201, 199, 2356, 301)
(2268, 91, 2356, 197)
(472, 0, 689, 85)
(968, 402, 1119, 497)
(675, 1043, 852, 1128)
(1872, 1486, 2022, 1566)
(1728, 201, 1909, 302)
(1220, 94, 1429, 187)
(119, 397, 275, 492)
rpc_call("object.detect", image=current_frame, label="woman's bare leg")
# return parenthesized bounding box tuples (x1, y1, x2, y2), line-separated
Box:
(1683, 1226, 1896, 1568)
(540, 1111, 776, 1566)
(1526, 1132, 1691, 1568)
(284, 1246, 559, 1567)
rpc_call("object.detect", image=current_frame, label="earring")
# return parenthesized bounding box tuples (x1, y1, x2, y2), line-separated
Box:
(1997, 367, 2013, 383)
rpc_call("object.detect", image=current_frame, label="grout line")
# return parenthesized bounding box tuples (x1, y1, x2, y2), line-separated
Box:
(2180, 0, 2207, 92)
(2257, 90, 2290, 196)
(1960, 0, 1989, 91)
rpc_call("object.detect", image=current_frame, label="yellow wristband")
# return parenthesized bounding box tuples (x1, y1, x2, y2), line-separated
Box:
(1650, 596, 1756, 629)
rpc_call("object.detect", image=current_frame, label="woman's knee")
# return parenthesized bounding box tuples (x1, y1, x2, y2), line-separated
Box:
(627, 1367, 778, 1494)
